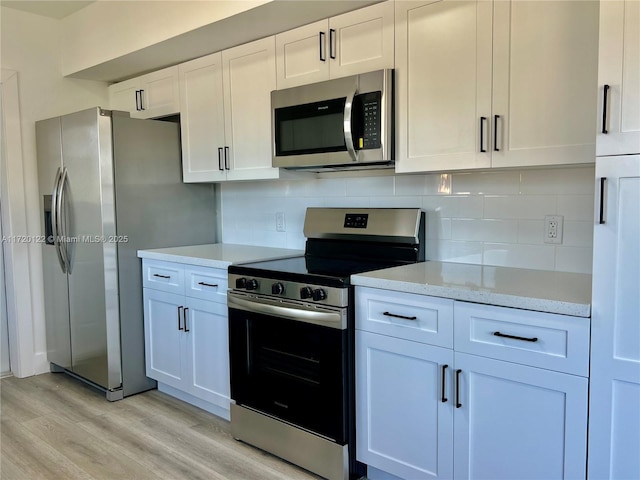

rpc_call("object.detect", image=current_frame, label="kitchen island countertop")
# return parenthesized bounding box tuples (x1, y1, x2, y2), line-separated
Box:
(137, 244, 303, 269)
(352, 261, 592, 317)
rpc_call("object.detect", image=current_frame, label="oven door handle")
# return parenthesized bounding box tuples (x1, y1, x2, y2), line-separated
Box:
(228, 292, 346, 329)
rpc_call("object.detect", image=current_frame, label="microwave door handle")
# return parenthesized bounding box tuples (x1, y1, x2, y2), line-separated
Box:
(343, 87, 358, 162)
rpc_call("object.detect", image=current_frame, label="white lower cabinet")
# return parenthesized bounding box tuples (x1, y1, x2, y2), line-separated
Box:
(142, 259, 230, 419)
(355, 287, 590, 480)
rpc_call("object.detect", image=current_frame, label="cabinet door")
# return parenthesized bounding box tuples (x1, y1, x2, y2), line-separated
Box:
(328, 1, 394, 80)
(143, 288, 186, 389)
(395, 0, 492, 173)
(597, 0, 640, 156)
(454, 352, 588, 480)
(588, 155, 640, 479)
(222, 37, 280, 181)
(276, 20, 329, 89)
(491, 0, 599, 168)
(137, 66, 180, 119)
(109, 78, 140, 114)
(185, 298, 230, 410)
(356, 330, 454, 480)
(179, 53, 227, 182)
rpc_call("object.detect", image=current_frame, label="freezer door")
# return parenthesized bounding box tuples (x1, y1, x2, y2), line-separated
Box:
(36, 117, 71, 370)
(60, 108, 121, 390)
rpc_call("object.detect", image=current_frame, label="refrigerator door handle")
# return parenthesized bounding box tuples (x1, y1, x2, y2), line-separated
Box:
(57, 167, 71, 271)
(51, 167, 66, 273)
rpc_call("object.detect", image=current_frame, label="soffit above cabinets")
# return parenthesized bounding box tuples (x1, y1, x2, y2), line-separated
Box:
(0, 1, 95, 19)
(64, 0, 383, 83)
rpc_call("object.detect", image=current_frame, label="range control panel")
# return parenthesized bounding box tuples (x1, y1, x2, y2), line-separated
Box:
(344, 213, 369, 229)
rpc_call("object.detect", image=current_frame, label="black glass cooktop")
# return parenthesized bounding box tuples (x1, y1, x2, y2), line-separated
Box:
(229, 255, 408, 288)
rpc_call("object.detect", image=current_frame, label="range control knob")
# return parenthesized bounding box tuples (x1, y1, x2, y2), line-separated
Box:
(235, 277, 247, 289)
(245, 278, 259, 291)
(271, 282, 285, 295)
(300, 286, 313, 300)
(312, 288, 327, 301)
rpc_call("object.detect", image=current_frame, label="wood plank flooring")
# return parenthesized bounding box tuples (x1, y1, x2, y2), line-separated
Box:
(0, 373, 322, 480)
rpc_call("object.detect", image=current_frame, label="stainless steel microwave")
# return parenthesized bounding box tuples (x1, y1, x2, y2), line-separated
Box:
(271, 69, 394, 170)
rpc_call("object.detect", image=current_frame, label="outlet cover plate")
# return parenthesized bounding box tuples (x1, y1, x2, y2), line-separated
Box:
(544, 215, 563, 244)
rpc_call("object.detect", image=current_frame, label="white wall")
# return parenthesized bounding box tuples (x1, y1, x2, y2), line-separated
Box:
(221, 166, 595, 274)
(0, 6, 109, 375)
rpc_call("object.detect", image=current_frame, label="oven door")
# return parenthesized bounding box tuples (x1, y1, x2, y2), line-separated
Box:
(228, 291, 348, 444)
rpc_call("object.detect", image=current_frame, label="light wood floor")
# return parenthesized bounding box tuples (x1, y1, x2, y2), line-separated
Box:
(0, 373, 322, 480)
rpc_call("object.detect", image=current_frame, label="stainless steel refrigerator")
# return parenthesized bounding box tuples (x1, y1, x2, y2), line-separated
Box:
(36, 107, 216, 400)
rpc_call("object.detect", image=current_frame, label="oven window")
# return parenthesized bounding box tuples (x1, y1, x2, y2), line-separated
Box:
(275, 98, 346, 156)
(229, 307, 348, 443)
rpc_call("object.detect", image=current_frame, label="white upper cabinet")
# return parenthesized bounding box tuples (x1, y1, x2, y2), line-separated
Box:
(109, 66, 180, 119)
(179, 38, 283, 182)
(396, 0, 599, 173)
(491, 0, 599, 168)
(395, 0, 493, 173)
(276, 1, 394, 89)
(597, 0, 640, 156)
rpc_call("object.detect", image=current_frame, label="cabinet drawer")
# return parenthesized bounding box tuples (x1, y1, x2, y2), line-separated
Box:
(454, 302, 590, 376)
(355, 286, 454, 348)
(142, 259, 184, 295)
(185, 265, 228, 303)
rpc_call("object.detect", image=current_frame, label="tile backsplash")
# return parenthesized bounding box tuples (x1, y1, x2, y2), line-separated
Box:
(220, 166, 595, 274)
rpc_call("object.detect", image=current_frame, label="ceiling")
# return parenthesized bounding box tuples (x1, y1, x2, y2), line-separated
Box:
(0, 0, 95, 19)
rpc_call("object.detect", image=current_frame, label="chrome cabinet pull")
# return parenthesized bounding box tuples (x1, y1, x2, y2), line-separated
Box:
(599, 177, 607, 225)
(153, 273, 170, 279)
(382, 311, 417, 321)
(198, 281, 218, 288)
(455, 369, 462, 408)
(441, 364, 448, 403)
(183, 308, 189, 332)
(602, 84, 610, 134)
(178, 306, 184, 331)
(493, 331, 538, 342)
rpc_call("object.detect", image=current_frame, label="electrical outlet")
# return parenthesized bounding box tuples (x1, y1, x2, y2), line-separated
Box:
(544, 215, 563, 244)
(276, 212, 286, 232)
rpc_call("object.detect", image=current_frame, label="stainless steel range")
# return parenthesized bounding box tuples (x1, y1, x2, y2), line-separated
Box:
(227, 208, 425, 480)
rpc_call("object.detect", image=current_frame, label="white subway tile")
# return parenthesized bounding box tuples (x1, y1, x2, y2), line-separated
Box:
(345, 176, 394, 196)
(427, 240, 483, 264)
(422, 196, 484, 219)
(484, 195, 556, 220)
(426, 216, 452, 240)
(451, 219, 518, 243)
(452, 171, 520, 195)
(322, 197, 371, 208)
(395, 173, 452, 195)
(563, 221, 594, 247)
(483, 243, 556, 270)
(306, 178, 347, 197)
(517, 220, 545, 244)
(370, 196, 422, 208)
(520, 166, 595, 195)
(557, 195, 595, 221)
(555, 246, 593, 274)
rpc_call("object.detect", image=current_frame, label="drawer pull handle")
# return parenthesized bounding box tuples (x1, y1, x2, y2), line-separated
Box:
(153, 273, 171, 279)
(383, 311, 417, 321)
(198, 281, 218, 288)
(493, 331, 538, 342)
(441, 364, 448, 403)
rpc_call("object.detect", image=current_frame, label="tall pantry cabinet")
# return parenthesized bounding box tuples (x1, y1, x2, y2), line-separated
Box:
(588, 2, 640, 479)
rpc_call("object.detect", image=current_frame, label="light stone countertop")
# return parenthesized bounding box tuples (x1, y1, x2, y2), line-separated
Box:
(352, 261, 592, 317)
(137, 244, 304, 269)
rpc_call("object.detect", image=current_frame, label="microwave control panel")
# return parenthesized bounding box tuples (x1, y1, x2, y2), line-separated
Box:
(355, 91, 382, 150)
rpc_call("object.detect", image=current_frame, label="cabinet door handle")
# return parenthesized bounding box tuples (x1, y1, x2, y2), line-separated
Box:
(441, 364, 448, 403)
(139, 89, 145, 111)
(218, 147, 224, 171)
(480, 117, 487, 152)
(178, 306, 184, 331)
(183, 307, 190, 332)
(455, 369, 462, 408)
(198, 281, 218, 288)
(319, 31, 326, 61)
(493, 331, 538, 342)
(329, 29, 336, 59)
(224, 146, 230, 170)
(382, 311, 417, 321)
(493, 115, 500, 151)
(602, 84, 610, 134)
(153, 273, 170, 279)
(135, 90, 141, 111)
(599, 177, 607, 224)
